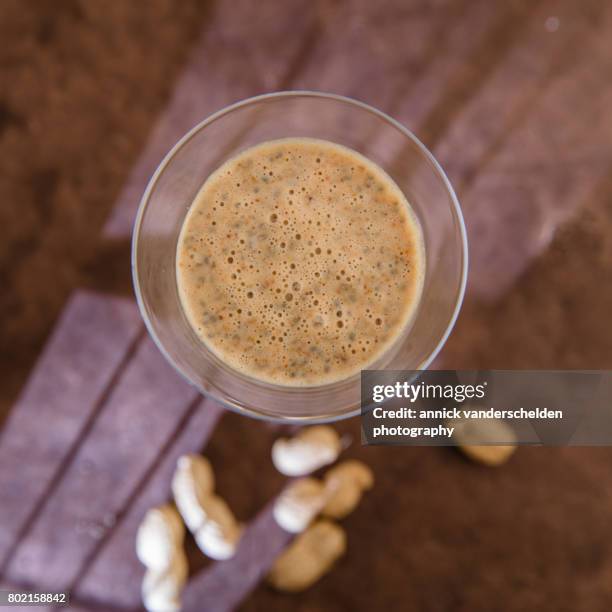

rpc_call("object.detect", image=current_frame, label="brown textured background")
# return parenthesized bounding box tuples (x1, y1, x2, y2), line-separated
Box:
(0, 0, 207, 417)
(1, 0, 612, 610)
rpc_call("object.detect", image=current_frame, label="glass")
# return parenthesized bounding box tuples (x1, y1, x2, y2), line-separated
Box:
(132, 91, 468, 422)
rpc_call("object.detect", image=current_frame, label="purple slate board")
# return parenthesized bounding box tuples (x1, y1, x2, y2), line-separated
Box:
(292, 0, 456, 111)
(75, 398, 223, 609)
(0, 290, 142, 567)
(442, 0, 612, 300)
(4, 335, 198, 590)
(432, 0, 594, 193)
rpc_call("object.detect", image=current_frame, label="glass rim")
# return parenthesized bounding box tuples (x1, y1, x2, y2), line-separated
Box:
(131, 90, 469, 423)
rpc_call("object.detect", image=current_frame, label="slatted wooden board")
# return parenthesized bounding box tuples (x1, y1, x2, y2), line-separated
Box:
(2, 0, 612, 610)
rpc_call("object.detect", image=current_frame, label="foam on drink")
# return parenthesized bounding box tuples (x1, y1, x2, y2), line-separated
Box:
(176, 138, 424, 386)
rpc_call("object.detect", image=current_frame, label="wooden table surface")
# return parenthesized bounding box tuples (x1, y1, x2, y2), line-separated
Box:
(1, 1, 612, 610)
